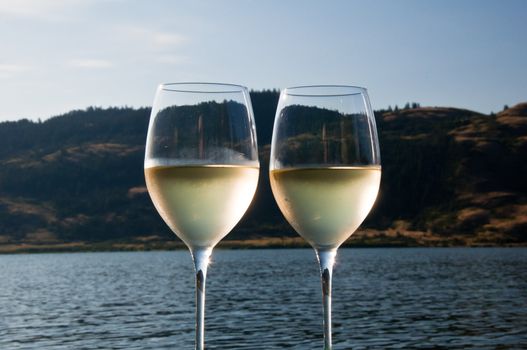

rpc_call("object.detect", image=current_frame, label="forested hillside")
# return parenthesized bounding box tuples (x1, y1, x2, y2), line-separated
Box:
(0, 91, 525, 251)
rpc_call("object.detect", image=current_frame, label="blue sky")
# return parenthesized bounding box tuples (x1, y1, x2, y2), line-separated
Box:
(0, 0, 526, 121)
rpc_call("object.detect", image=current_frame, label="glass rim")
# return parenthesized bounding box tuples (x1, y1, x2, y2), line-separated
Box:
(282, 84, 367, 97)
(159, 82, 248, 94)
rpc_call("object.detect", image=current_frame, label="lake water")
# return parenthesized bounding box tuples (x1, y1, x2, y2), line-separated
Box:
(0, 248, 526, 349)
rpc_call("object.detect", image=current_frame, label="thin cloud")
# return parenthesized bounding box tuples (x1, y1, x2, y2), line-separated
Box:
(0, 63, 31, 72)
(156, 55, 189, 65)
(69, 59, 113, 69)
(153, 32, 187, 47)
(118, 25, 188, 49)
(0, 63, 32, 78)
(0, 0, 90, 20)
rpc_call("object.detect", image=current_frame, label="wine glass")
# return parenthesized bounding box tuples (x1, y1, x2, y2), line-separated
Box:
(269, 85, 381, 349)
(144, 82, 259, 349)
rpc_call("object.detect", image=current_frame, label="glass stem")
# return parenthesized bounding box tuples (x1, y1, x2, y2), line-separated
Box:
(316, 248, 337, 350)
(191, 247, 212, 350)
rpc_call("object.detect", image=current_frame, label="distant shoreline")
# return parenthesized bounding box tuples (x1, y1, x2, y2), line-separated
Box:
(1, 234, 525, 254)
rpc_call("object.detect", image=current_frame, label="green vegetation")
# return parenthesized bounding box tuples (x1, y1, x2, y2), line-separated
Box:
(0, 91, 526, 252)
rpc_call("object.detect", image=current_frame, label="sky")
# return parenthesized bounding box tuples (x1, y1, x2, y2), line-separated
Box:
(0, 0, 526, 121)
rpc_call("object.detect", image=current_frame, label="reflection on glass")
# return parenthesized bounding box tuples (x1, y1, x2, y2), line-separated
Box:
(270, 85, 381, 349)
(145, 83, 259, 350)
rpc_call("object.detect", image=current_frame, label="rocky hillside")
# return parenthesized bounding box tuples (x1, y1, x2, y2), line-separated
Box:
(371, 103, 527, 245)
(0, 95, 525, 251)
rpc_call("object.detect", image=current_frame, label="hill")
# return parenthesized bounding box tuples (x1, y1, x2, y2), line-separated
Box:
(371, 103, 527, 245)
(0, 93, 525, 252)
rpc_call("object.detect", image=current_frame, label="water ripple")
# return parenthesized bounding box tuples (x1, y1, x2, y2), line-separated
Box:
(0, 248, 526, 349)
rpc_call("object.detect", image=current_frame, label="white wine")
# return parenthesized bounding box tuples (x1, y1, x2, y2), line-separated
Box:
(270, 166, 381, 249)
(145, 165, 259, 249)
